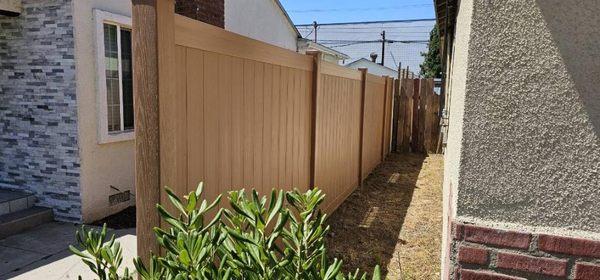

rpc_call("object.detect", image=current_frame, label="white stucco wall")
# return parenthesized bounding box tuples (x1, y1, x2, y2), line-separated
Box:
(73, 0, 134, 223)
(224, 0, 298, 51)
(445, 0, 600, 238)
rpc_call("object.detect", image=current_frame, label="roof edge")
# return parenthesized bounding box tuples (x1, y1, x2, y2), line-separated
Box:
(273, 0, 301, 38)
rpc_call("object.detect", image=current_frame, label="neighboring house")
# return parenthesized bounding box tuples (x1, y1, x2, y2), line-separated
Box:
(0, 0, 302, 225)
(345, 58, 399, 77)
(437, 1, 600, 279)
(297, 38, 350, 64)
(296, 19, 435, 73)
(224, 0, 299, 51)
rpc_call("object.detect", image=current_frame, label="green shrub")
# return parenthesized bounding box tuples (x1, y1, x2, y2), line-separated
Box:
(71, 183, 380, 280)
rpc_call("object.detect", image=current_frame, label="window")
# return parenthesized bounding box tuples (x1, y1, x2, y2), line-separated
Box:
(94, 10, 133, 143)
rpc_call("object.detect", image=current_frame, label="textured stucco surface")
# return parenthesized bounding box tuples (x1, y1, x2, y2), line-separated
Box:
(72, 0, 135, 223)
(441, 0, 474, 276)
(454, 0, 600, 232)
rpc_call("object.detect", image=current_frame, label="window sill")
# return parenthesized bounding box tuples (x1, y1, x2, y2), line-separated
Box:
(98, 131, 134, 144)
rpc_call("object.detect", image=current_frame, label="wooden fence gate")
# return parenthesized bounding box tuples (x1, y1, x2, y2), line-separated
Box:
(395, 77, 441, 153)
(132, 0, 394, 261)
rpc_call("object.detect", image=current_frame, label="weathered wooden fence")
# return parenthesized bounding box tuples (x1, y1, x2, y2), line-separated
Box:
(395, 77, 441, 153)
(132, 0, 394, 260)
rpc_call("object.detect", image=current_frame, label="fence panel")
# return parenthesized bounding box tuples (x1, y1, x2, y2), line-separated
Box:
(171, 15, 313, 208)
(134, 7, 397, 258)
(315, 62, 363, 213)
(395, 77, 441, 153)
(361, 73, 387, 180)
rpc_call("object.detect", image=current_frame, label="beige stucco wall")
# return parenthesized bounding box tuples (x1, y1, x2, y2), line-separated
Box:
(440, 0, 474, 276)
(225, 0, 298, 51)
(73, 0, 134, 223)
(445, 0, 600, 238)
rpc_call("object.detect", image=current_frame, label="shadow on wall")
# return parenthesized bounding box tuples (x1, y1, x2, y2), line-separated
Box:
(536, 0, 600, 137)
(324, 153, 425, 278)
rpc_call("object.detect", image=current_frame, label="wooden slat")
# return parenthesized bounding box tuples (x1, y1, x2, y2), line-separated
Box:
(186, 48, 205, 191)
(231, 57, 244, 187)
(321, 61, 362, 80)
(243, 60, 255, 189)
(263, 64, 273, 193)
(253, 62, 264, 193)
(218, 54, 232, 202)
(366, 73, 386, 85)
(174, 15, 313, 71)
(203, 52, 219, 201)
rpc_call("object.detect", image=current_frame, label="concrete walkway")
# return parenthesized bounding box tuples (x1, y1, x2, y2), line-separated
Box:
(0, 222, 136, 279)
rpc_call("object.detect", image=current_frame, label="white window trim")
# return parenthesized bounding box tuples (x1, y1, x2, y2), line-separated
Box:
(94, 9, 134, 144)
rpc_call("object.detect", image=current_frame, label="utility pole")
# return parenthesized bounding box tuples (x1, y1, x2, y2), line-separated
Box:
(380, 30, 386, 66)
(313, 21, 318, 43)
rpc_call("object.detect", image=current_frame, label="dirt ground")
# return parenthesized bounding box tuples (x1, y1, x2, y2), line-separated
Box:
(326, 153, 444, 280)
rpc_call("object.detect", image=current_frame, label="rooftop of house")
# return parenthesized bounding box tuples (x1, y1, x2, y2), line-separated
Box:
(346, 57, 398, 72)
(273, 0, 301, 38)
(296, 19, 436, 73)
(297, 38, 350, 60)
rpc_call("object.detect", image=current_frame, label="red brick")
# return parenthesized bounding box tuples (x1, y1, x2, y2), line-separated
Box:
(463, 225, 531, 249)
(175, 0, 224, 28)
(458, 245, 489, 265)
(453, 222, 465, 240)
(539, 234, 600, 258)
(574, 262, 600, 280)
(459, 269, 525, 280)
(496, 252, 567, 277)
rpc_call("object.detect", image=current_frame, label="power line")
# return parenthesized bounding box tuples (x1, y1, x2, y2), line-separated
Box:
(310, 26, 434, 30)
(288, 4, 434, 13)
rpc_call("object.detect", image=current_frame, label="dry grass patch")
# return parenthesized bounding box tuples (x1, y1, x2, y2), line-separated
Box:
(326, 153, 444, 280)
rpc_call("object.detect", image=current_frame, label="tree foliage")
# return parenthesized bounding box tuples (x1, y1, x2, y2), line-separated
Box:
(420, 24, 442, 78)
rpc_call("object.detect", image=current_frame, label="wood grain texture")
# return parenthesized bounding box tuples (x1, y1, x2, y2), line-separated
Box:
(133, 0, 172, 262)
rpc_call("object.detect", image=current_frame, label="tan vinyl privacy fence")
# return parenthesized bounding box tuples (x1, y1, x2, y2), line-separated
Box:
(132, 2, 394, 258)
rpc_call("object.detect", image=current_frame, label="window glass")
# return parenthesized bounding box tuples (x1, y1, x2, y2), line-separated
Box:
(120, 28, 134, 131)
(104, 23, 121, 132)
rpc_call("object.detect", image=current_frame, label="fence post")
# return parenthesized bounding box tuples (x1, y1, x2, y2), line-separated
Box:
(391, 63, 401, 152)
(358, 68, 367, 185)
(381, 76, 389, 160)
(307, 51, 322, 189)
(132, 0, 175, 262)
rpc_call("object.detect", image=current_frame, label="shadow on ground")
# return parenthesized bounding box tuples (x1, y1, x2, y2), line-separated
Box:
(325, 152, 432, 278)
(0, 222, 135, 279)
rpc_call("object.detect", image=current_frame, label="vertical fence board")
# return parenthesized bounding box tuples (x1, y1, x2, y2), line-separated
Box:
(231, 57, 244, 188)
(186, 48, 204, 191)
(135, 13, 401, 261)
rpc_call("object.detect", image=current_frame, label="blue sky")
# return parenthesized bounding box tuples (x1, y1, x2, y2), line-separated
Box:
(279, 0, 436, 25)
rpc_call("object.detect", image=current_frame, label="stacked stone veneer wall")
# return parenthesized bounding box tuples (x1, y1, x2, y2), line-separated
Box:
(451, 222, 600, 280)
(0, 0, 81, 222)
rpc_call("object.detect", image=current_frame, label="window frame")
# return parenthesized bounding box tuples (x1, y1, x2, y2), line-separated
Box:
(94, 9, 134, 144)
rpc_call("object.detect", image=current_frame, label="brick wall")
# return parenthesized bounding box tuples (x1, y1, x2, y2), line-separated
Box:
(0, 0, 81, 222)
(451, 222, 600, 280)
(175, 0, 224, 28)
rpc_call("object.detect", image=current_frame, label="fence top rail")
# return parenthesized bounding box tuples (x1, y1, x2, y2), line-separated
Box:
(174, 14, 313, 71)
(321, 61, 362, 81)
(366, 73, 387, 85)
